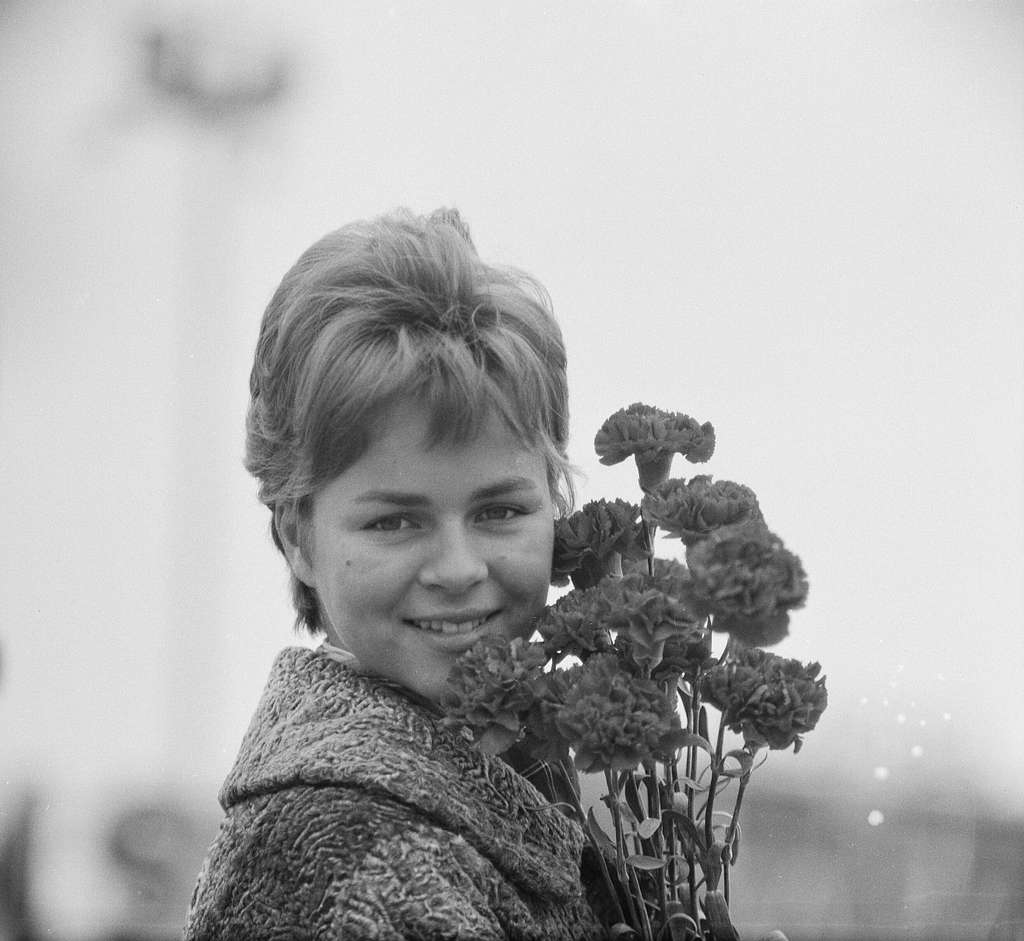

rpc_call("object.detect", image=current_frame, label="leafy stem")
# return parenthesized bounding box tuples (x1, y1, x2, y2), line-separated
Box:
(703, 710, 728, 857)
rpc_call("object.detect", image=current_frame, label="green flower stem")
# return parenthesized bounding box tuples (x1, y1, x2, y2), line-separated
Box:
(703, 712, 728, 860)
(603, 768, 626, 870)
(716, 630, 734, 664)
(664, 755, 679, 902)
(628, 863, 655, 941)
(641, 510, 655, 577)
(723, 774, 748, 849)
(643, 760, 668, 920)
(683, 690, 699, 923)
(722, 772, 750, 907)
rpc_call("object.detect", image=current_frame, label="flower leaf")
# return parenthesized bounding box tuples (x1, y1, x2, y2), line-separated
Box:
(602, 796, 641, 828)
(677, 731, 712, 753)
(586, 807, 617, 855)
(664, 809, 706, 854)
(625, 854, 666, 871)
(728, 819, 742, 864)
(636, 816, 662, 840)
(664, 901, 700, 941)
(675, 775, 709, 795)
(701, 890, 740, 941)
(622, 773, 647, 826)
(720, 749, 755, 778)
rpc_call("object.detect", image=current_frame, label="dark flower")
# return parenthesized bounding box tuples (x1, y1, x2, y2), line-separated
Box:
(551, 499, 648, 589)
(622, 555, 692, 595)
(440, 636, 547, 754)
(597, 573, 702, 672)
(536, 586, 615, 662)
(702, 646, 828, 752)
(685, 524, 808, 647)
(643, 476, 763, 547)
(594, 403, 715, 490)
(519, 666, 582, 765)
(555, 654, 690, 772)
(613, 559, 710, 676)
(614, 626, 713, 684)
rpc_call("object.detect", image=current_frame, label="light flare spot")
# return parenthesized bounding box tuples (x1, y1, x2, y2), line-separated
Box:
(873, 766, 890, 781)
(868, 810, 885, 826)
(910, 745, 924, 758)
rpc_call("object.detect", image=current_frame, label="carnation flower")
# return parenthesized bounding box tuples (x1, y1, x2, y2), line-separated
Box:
(519, 666, 581, 765)
(551, 498, 648, 589)
(642, 476, 763, 547)
(536, 586, 615, 662)
(598, 573, 702, 672)
(594, 403, 716, 490)
(555, 654, 690, 772)
(440, 636, 547, 754)
(685, 524, 808, 647)
(622, 556, 693, 596)
(702, 646, 828, 752)
(614, 625, 713, 684)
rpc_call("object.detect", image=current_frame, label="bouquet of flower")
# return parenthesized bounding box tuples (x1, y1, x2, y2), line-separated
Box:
(441, 404, 828, 941)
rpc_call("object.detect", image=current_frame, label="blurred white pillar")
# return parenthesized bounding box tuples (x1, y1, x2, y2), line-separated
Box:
(142, 21, 290, 782)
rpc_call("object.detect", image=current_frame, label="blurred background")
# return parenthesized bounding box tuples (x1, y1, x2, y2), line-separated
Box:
(1, 1, 1022, 938)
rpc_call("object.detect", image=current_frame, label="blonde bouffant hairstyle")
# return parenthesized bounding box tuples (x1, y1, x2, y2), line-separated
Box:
(245, 208, 573, 634)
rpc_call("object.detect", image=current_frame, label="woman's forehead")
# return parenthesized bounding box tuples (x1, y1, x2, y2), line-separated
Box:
(316, 405, 551, 507)
(370, 395, 536, 453)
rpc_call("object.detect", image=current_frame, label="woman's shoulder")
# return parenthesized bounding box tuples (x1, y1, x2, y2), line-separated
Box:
(186, 782, 498, 938)
(187, 783, 606, 940)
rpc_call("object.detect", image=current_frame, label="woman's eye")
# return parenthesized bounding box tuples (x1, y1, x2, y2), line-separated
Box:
(367, 515, 416, 532)
(477, 506, 521, 523)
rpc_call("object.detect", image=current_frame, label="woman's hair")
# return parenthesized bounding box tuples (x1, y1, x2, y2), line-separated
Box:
(246, 207, 573, 634)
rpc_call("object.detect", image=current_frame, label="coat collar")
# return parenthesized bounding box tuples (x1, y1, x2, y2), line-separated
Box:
(220, 647, 586, 903)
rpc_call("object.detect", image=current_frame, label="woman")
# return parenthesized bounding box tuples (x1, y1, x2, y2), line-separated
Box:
(184, 209, 609, 939)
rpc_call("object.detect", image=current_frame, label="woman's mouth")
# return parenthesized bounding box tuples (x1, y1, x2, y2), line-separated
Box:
(406, 612, 497, 635)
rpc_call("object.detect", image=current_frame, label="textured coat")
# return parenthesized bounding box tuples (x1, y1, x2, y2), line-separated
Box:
(184, 647, 608, 940)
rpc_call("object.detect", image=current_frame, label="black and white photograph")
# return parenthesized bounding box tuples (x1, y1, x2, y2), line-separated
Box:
(1, 2, 1022, 939)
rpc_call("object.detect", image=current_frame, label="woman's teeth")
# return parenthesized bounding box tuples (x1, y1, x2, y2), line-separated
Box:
(411, 616, 489, 635)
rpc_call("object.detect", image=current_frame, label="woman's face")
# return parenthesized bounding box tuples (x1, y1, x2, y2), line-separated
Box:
(287, 400, 555, 703)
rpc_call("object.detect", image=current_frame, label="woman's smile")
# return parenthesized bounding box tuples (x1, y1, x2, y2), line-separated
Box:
(404, 610, 498, 634)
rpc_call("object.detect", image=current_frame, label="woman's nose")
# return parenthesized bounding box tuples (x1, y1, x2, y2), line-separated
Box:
(417, 525, 488, 593)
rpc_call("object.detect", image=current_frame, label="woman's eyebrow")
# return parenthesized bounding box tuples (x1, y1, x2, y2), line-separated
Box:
(354, 477, 540, 506)
(471, 476, 541, 501)
(354, 491, 429, 507)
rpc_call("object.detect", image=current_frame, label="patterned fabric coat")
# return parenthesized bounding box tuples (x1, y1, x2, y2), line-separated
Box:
(184, 647, 609, 940)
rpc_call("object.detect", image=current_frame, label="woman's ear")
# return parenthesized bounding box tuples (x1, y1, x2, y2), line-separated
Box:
(274, 501, 316, 587)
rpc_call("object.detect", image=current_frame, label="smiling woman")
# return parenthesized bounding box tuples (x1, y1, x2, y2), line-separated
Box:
(184, 209, 610, 939)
